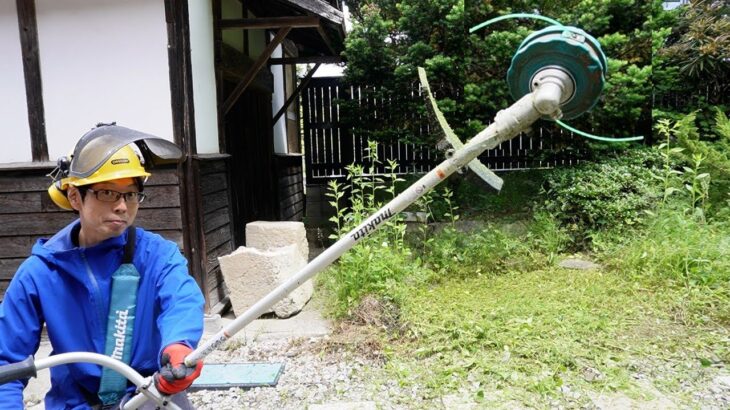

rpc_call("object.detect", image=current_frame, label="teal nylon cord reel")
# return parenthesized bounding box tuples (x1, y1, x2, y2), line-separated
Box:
(471, 14, 643, 142)
(507, 25, 607, 120)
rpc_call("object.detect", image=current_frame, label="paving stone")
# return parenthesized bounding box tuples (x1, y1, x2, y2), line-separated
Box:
(559, 258, 602, 270)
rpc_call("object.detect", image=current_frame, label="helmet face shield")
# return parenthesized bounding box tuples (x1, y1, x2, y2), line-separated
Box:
(137, 137, 187, 167)
(47, 124, 184, 210)
(71, 145, 151, 187)
(69, 125, 183, 179)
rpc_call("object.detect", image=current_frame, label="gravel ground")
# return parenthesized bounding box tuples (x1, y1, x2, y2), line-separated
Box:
(188, 334, 443, 409)
(188, 329, 730, 410)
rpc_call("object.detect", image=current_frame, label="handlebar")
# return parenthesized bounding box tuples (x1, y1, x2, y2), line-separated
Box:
(0, 356, 36, 385)
(0, 352, 181, 410)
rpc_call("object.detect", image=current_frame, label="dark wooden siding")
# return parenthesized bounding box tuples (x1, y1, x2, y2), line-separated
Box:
(198, 155, 234, 310)
(275, 154, 305, 221)
(0, 165, 182, 302)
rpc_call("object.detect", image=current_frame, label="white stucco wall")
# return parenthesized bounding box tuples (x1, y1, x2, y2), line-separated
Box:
(271, 40, 288, 154)
(189, 0, 220, 154)
(36, 0, 174, 160)
(0, 1, 33, 163)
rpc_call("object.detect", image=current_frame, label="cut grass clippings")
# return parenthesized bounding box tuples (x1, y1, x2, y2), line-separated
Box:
(387, 265, 729, 407)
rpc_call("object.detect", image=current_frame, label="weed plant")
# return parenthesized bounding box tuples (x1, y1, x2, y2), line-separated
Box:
(320, 143, 557, 317)
(597, 116, 730, 326)
(605, 209, 729, 300)
(659, 109, 730, 217)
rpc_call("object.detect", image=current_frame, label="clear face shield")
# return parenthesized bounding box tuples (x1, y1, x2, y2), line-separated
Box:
(68, 124, 183, 179)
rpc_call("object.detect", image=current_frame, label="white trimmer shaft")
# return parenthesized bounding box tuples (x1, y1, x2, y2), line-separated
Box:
(185, 78, 567, 367)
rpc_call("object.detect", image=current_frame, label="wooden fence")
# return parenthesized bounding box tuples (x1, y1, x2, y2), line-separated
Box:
(654, 84, 729, 111)
(301, 77, 586, 184)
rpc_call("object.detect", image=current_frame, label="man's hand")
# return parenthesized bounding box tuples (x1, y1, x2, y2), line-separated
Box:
(154, 343, 203, 395)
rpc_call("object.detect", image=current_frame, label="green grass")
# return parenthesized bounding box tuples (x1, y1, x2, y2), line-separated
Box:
(393, 268, 637, 403)
(317, 135, 729, 407)
(385, 263, 729, 406)
(319, 180, 728, 405)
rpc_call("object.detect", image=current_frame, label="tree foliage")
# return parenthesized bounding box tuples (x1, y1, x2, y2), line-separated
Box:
(341, 0, 728, 146)
(343, 0, 657, 146)
(340, 0, 466, 145)
(659, 0, 730, 91)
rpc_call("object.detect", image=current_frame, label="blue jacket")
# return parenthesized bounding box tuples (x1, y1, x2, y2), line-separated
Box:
(0, 220, 205, 409)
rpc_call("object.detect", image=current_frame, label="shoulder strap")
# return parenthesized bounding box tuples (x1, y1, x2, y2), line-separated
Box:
(123, 226, 136, 264)
(99, 225, 140, 404)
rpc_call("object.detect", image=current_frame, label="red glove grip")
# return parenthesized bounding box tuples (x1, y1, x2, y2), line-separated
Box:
(154, 343, 203, 395)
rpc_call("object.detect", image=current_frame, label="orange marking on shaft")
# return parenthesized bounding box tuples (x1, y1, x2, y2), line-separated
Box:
(436, 169, 446, 179)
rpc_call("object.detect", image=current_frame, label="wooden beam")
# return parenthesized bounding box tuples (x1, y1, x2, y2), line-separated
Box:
(316, 22, 336, 55)
(16, 0, 48, 162)
(165, 0, 209, 310)
(270, 55, 342, 65)
(273, 63, 320, 124)
(222, 26, 292, 115)
(242, 2, 249, 56)
(220, 16, 320, 30)
(212, 0, 225, 158)
(282, 0, 344, 26)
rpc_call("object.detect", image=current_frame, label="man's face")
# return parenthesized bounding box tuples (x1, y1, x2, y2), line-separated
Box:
(69, 177, 140, 247)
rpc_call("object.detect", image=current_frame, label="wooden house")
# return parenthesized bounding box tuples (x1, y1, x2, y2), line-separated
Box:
(0, 0, 346, 313)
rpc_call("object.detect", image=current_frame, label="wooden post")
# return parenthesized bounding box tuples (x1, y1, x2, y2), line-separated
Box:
(16, 0, 48, 162)
(165, 0, 209, 309)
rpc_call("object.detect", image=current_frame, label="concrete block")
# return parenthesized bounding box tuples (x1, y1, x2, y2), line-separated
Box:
(246, 221, 309, 263)
(218, 244, 311, 319)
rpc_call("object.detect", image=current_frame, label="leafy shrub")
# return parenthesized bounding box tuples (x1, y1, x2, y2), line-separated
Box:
(539, 148, 662, 249)
(454, 170, 545, 219)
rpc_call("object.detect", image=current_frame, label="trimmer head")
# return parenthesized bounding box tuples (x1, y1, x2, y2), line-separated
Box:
(507, 25, 607, 120)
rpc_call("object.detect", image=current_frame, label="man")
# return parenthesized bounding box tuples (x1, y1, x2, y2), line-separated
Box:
(0, 124, 205, 409)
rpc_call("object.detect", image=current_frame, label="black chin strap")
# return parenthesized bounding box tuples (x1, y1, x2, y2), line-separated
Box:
(123, 227, 136, 264)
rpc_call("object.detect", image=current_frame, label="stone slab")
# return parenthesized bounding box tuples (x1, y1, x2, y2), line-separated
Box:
(559, 258, 602, 270)
(238, 307, 331, 342)
(218, 244, 311, 318)
(246, 221, 309, 263)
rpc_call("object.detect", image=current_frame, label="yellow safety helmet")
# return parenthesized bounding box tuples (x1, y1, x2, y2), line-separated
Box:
(48, 145, 151, 210)
(48, 123, 183, 210)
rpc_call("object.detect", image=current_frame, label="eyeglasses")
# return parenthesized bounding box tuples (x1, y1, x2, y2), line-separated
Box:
(85, 188, 147, 204)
